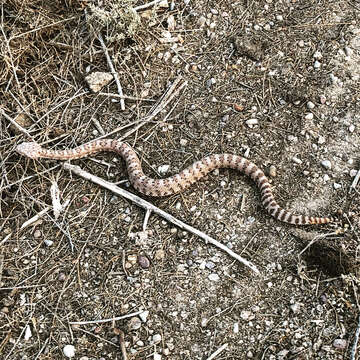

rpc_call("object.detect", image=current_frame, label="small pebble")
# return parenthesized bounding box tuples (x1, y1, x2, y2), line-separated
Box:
(85, 72, 113, 93)
(314, 60, 321, 69)
(350, 169, 358, 177)
(33, 229, 42, 239)
(128, 317, 142, 330)
(321, 160, 332, 170)
(333, 182, 341, 190)
(305, 113, 314, 120)
(240, 310, 254, 321)
(233, 322, 239, 333)
(24, 325, 32, 340)
(333, 339, 347, 349)
(155, 249, 165, 260)
(275, 15, 283, 21)
(152, 334, 162, 343)
(349, 124, 355, 133)
(206, 78, 216, 87)
(319, 95, 326, 104)
(198, 16, 206, 26)
(63, 345, 76, 358)
(138, 255, 150, 269)
(180, 138, 188, 146)
(153, 353, 161, 360)
(307, 101, 315, 109)
(269, 165, 276, 177)
(290, 303, 301, 314)
(246, 118, 258, 126)
(44, 240, 53, 247)
(158, 165, 170, 175)
(313, 51, 323, 59)
(208, 273, 220, 281)
(292, 157, 303, 165)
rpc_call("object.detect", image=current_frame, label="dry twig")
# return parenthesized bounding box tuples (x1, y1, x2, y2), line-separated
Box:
(350, 316, 360, 360)
(97, 33, 125, 110)
(206, 343, 228, 360)
(62, 163, 260, 274)
(69, 310, 144, 325)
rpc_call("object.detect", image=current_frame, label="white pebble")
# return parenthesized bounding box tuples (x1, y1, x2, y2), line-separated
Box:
(290, 303, 301, 314)
(128, 317, 142, 330)
(349, 124, 355, 133)
(180, 138, 188, 146)
(319, 95, 326, 104)
(158, 164, 170, 175)
(323, 174, 330, 182)
(246, 118, 258, 126)
(305, 113, 314, 120)
(350, 169, 358, 177)
(153, 353, 162, 360)
(276, 15, 283, 21)
(240, 310, 254, 321)
(44, 239, 54, 247)
(153, 334, 162, 343)
(198, 16, 206, 26)
(314, 60, 321, 69)
(139, 310, 149, 322)
(292, 157, 302, 165)
(318, 136, 326, 144)
(24, 325, 32, 340)
(208, 273, 220, 281)
(333, 339, 347, 349)
(233, 322, 239, 333)
(63, 345, 76, 358)
(321, 160, 332, 170)
(313, 51, 323, 59)
(307, 101, 315, 109)
(333, 183, 341, 190)
(298, 40, 305, 47)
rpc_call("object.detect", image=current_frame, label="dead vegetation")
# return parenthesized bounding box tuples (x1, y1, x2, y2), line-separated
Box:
(1, 0, 360, 359)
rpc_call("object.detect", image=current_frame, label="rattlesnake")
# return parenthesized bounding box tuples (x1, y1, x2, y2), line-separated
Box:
(16, 139, 333, 225)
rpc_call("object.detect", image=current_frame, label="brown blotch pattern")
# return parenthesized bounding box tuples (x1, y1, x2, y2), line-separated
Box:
(16, 140, 333, 226)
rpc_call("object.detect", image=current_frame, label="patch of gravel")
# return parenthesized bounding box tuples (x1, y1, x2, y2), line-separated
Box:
(1, 0, 360, 359)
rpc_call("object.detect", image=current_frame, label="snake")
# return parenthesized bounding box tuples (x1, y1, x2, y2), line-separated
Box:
(16, 139, 333, 225)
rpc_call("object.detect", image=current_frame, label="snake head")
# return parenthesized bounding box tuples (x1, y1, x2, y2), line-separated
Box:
(16, 142, 42, 159)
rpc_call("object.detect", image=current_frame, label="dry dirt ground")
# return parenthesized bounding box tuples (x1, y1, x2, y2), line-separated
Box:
(1, 0, 360, 359)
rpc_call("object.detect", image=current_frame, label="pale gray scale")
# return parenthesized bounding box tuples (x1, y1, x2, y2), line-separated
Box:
(260, 180, 271, 191)
(283, 212, 293, 223)
(236, 157, 247, 172)
(244, 162, 255, 176)
(251, 168, 263, 181)
(261, 188, 272, 198)
(261, 194, 274, 206)
(277, 209, 286, 220)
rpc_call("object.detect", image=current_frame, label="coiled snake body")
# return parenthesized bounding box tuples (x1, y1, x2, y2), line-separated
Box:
(16, 139, 333, 225)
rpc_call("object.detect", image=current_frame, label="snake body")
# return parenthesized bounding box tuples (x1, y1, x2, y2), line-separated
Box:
(16, 139, 333, 225)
